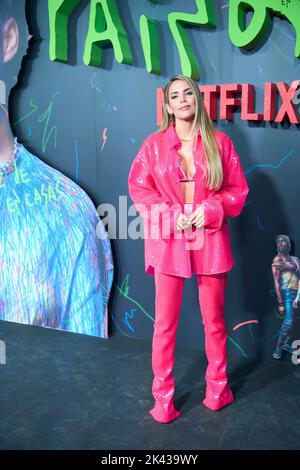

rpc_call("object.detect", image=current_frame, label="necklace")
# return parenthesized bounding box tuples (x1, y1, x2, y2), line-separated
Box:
(179, 137, 193, 142)
(0, 138, 19, 178)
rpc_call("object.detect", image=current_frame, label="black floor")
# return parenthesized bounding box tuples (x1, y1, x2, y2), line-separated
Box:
(0, 320, 299, 450)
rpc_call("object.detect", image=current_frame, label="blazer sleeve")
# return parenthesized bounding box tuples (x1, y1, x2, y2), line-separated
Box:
(128, 138, 182, 240)
(203, 134, 249, 232)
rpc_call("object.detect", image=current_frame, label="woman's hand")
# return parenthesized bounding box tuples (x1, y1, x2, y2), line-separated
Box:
(176, 213, 189, 231)
(293, 297, 299, 309)
(187, 205, 204, 229)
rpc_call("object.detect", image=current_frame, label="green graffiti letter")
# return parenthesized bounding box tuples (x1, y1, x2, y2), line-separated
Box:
(83, 0, 133, 67)
(140, 15, 160, 75)
(48, 0, 80, 62)
(229, 0, 300, 58)
(168, 0, 216, 81)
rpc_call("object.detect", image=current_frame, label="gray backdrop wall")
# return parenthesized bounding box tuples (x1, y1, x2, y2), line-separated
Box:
(10, 0, 300, 358)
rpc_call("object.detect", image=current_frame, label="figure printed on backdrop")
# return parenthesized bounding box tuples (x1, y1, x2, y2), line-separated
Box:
(0, 1, 113, 337)
(128, 73, 249, 423)
(272, 234, 300, 359)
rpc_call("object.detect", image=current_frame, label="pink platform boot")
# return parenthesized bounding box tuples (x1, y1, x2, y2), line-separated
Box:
(197, 273, 234, 411)
(149, 271, 184, 423)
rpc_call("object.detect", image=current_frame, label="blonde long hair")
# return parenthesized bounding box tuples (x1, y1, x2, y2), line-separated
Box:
(159, 74, 223, 190)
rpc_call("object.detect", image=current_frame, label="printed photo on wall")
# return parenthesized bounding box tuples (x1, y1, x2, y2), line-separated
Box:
(272, 234, 300, 359)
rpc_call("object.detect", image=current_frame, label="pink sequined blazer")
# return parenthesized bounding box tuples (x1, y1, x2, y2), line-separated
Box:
(128, 122, 249, 278)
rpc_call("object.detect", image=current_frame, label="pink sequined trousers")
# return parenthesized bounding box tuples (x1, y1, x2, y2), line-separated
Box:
(150, 266, 234, 423)
(181, 202, 204, 266)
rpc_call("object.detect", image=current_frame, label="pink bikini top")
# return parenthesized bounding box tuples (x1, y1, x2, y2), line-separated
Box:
(178, 164, 196, 182)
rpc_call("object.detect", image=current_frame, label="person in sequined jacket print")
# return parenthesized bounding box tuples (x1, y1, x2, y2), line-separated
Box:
(0, 1, 113, 337)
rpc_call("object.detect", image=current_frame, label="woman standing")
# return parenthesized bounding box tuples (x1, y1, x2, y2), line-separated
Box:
(128, 74, 249, 423)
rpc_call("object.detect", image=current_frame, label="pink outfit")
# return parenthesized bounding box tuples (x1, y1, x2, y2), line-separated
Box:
(128, 123, 248, 422)
(128, 122, 249, 278)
